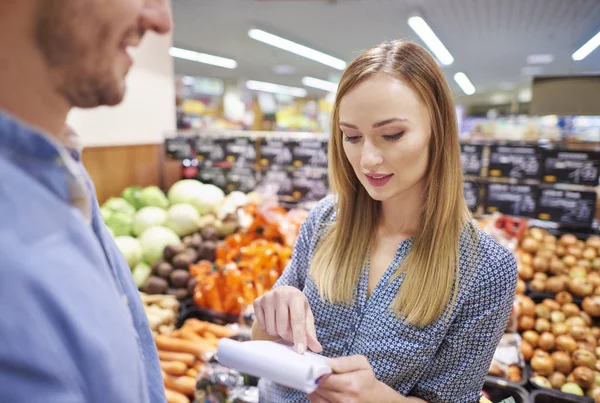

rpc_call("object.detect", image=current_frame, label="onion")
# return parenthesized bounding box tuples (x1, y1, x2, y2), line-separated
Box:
(539, 332, 556, 351)
(566, 316, 587, 329)
(537, 249, 555, 261)
(523, 330, 541, 347)
(531, 279, 546, 292)
(518, 264, 534, 281)
(595, 286, 600, 296)
(570, 266, 588, 279)
(550, 259, 568, 276)
(531, 375, 552, 388)
(573, 366, 595, 388)
(562, 382, 584, 396)
(552, 351, 573, 374)
(592, 327, 600, 338)
(584, 248, 598, 261)
(569, 247, 583, 259)
(571, 325, 589, 341)
(553, 322, 569, 336)
(563, 303, 582, 318)
(564, 255, 577, 267)
(552, 310, 567, 324)
(536, 304, 552, 320)
(545, 234, 558, 244)
(542, 243, 557, 253)
(581, 312, 594, 327)
(522, 237, 540, 253)
(520, 252, 533, 266)
(584, 332, 597, 347)
(583, 296, 600, 317)
(578, 341, 596, 354)
(573, 349, 597, 369)
(589, 272, 600, 287)
(549, 372, 567, 389)
(536, 318, 552, 333)
(516, 279, 526, 295)
(532, 354, 555, 376)
(543, 299, 561, 312)
(530, 228, 546, 241)
(557, 245, 567, 257)
(587, 236, 600, 250)
(519, 316, 535, 331)
(560, 234, 578, 247)
(586, 386, 600, 402)
(534, 272, 549, 282)
(593, 258, 600, 271)
(519, 296, 536, 317)
(570, 278, 594, 298)
(556, 291, 574, 305)
(521, 340, 534, 361)
(579, 259, 592, 270)
(556, 335, 578, 353)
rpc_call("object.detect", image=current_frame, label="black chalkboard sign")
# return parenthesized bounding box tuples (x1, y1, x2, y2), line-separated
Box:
(258, 138, 293, 168)
(537, 188, 597, 228)
(225, 167, 258, 194)
(460, 144, 484, 176)
(484, 183, 538, 218)
(261, 169, 294, 197)
(224, 138, 257, 168)
(542, 149, 600, 186)
(488, 145, 542, 180)
(197, 166, 228, 190)
(291, 167, 329, 202)
(291, 139, 328, 168)
(195, 137, 228, 167)
(165, 137, 195, 160)
(463, 181, 481, 212)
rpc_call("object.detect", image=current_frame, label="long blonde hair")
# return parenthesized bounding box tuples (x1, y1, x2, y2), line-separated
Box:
(310, 40, 476, 327)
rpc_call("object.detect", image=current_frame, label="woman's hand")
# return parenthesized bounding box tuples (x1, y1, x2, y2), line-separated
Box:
(253, 286, 322, 354)
(308, 355, 381, 403)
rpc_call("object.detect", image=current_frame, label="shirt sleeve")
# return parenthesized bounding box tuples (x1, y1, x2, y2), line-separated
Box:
(410, 246, 517, 403)
(273, 197, 333, 291)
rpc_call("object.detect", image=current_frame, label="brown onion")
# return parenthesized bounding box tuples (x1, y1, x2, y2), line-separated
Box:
(557, 291, 574, 305)
(522, 237, 540, 253)
(589, 272, 600, 287)
(570, 266, 588, 279)
(530, 228, 546, 241)
(587, 236, 600, 250)
(578, 341, 596, 354)
(579, 259, 592, 270)
(573, 349, 597, 369)
(571, 325, 589, 341)
(550, 259, 568, 275)
(569, 247, 584, 259)
(545, 234, 558, 244)
(516, 279, 526, 295)
(584, 297, 600, 318)
(595, 286, 600, 296)
(536, 318, 552, 333)
(584, 248, 598, 261)
(552, 310, 567, 324)
(581, 312, 594, 327)
(564, 255, 578, 267)
(563, 303, 582, 318)
(520, 252, 533, 266)
(570, 278, 594, 298)
(593, 258, 600, 271)
(573, 366, 595, 388)
(532, 354, 555, 376)
(539, 332, 556, 351)
(521, 340, 534, 361)
(592, 327, 600, 338)
(523, 330, 540, 347)
(519, 296, 536, 317)
(584, 332, 597, 347)
(519, 316, 535, 331)
(557, 335, 578, 353)
(552, 351, 573, 374)
(538, 249, 556, 261)
(534, 272, 549, 281)
(553, 322, 569, 336)
(560, 234, 578, 247)
(549, 372, 567, 389)
(557, 245, 567, 257)
(519, 264, 534, 281)
(543, 299, 561, 312)
(534, 257, 550, 273)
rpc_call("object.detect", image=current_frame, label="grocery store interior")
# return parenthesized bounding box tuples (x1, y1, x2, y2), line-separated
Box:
(65, 0, 600, 402)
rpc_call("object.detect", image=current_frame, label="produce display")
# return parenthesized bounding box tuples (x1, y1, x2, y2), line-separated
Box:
(156, 318, 237, 403)
(140, 293, 180, 336)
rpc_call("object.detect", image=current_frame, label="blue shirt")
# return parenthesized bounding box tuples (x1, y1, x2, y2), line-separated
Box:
(0, 111, 165, 403)
(259, 196, 517, 403)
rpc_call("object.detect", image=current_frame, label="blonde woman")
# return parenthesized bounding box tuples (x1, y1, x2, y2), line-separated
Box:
(253, 40, 517, 403)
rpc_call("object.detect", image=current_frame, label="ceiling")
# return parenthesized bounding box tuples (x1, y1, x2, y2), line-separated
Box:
(171, 0, 600, 105)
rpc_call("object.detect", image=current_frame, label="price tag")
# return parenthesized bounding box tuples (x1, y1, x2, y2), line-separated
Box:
(537, 188, 597, 228)
(165, 137, 194, 160)
(196, 167, 228, 191)
(488, 145, 542, 180)
(463, 181, 481, 212)
(224, 138, 257, 168)
(291, 167, 329, 202)
(460, 144, 484, 176)
(261, 169, 293, 197)
(484, 183, 538, 218)
(291, 139, 329, 168)
(542, 149, 600, 186)
(258, 138, 293, 169)
(225, 167, 258, 194)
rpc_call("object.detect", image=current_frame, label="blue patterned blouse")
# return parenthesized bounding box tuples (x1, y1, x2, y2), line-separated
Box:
(258, 196, 517, 403)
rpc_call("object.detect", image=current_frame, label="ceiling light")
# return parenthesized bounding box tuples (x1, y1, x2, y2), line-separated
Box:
(527, 54, 554, 64)
(453, 72, 475, 95)
(572, 31, 600, 61)
(248, 29, 346, 70)
(302, 77, 338, 92)
(407, 16, 454, 65)
(169, 47, 237, 69)
(246, 80, 307, 97)
(273, 65, 296, 75)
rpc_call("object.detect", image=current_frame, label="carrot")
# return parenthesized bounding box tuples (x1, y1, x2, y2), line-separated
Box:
(205, 322, 236, 338)
(163, 374, 196, 397)
(165, 388, 190, 403)
(186, 368, 198, 378)
(157, 350, 196, 367)
(160, 361, 188, 376)
(155, 335, 211, 359)
(184, 318, 208, 334)
(179, 327, 204, 343)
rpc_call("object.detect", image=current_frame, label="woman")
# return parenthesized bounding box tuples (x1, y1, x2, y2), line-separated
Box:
(252, 40, 517, 403)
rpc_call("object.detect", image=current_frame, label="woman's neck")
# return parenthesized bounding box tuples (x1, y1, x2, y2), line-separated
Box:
(378, 180, 425, 238)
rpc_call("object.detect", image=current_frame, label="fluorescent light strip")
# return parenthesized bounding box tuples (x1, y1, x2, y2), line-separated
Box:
(454, 72, 475, 95)
(302, 76, 338, 92)
(407, 16, 454, 66)
(248, 29, 346, 70)
(572, 31, 600, 61)
(169, 47, 237, 69)
(246, 80, 307, 97)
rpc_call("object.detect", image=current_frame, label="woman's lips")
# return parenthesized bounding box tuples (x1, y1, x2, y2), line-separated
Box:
(365, 173, 393, 187)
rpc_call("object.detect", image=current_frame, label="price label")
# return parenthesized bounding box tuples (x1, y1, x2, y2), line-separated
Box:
(165, 137, 194, 160)
(291, 139, 328, 168)
(484, 183, 538, 218)
(542, 149, 600, 186)
(488, 146, 542, 180)
(258, 138, 293, 169)
(225, 167, 258, 194)
(195, 136, 228, 167)
(291, 167, 329, 202)
(224, 138, 257, 168)
(261, 169, 293, 197)
(196, 167, 228, 191)
(537, 188, 597, 228)
(460, 144, 484, 176)
(463, 181, 481, 212)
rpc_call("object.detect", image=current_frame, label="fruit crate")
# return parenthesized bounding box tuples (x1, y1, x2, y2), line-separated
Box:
(483, 377, 531, 403)
(488, 364, 532, 388)
(530, 388, 593, 402)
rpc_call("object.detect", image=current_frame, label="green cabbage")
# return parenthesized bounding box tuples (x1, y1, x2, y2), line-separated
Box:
(114, 236, 143, 269)
(132, 262, 152, 289)
(105, 211, 134, 237)
(102, 197, 136, 216)
(138, 186, 169, 209)
(122, 186, 143, 210)
(167, 179, 225, 215)
(166, 204, 201, 237)
(138, 226, 181, 265)
(133, 206, 168, 237)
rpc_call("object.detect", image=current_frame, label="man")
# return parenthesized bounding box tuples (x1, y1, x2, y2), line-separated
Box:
(0, 1, 172, 402)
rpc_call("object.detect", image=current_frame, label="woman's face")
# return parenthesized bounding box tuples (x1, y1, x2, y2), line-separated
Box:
(339, 73, 432, 203)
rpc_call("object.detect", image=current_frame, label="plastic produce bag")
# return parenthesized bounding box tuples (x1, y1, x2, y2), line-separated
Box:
(195, 362, 244, 403)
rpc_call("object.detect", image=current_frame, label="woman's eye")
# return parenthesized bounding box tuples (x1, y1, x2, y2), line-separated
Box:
(383, 132, 405, 141)
(344, 135, 362, 144)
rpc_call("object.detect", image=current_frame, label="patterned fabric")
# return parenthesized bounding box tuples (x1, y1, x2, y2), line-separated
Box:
(258, 196, 517, 403)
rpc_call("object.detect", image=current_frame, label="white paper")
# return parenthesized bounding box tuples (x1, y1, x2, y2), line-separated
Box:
(217, 339, 331, 393)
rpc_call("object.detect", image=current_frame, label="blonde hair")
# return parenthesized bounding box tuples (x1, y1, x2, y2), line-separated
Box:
(310, 40, 476, 327)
